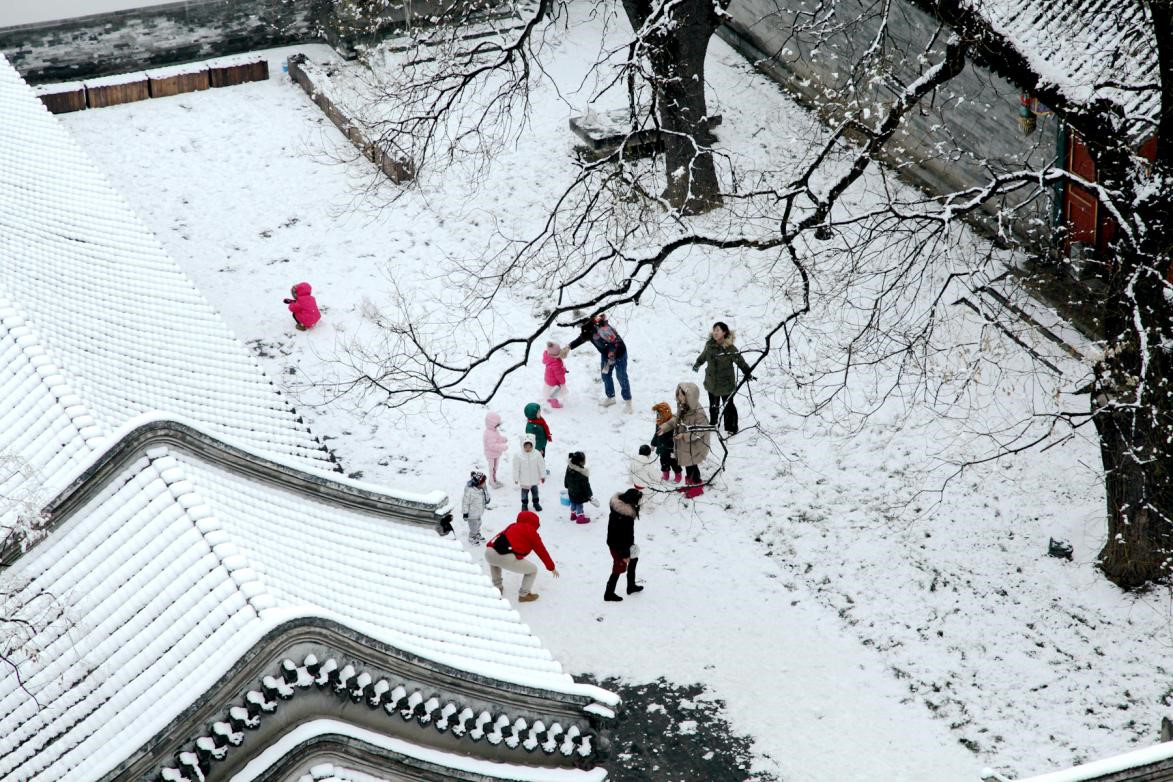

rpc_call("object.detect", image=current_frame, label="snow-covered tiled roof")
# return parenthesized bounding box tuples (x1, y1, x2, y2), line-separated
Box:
(0, 51, 332, 512)
(0, 422, 607, 782)
(0, 299, 98, 531)
(0, 52, 613, 782)
(966, 0, 1157, 136)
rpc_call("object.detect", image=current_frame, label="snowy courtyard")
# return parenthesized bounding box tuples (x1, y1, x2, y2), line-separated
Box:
(52, 14, 1171, 781)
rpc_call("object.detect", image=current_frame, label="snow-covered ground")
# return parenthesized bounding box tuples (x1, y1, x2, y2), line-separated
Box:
(58, 13, 1173, 781)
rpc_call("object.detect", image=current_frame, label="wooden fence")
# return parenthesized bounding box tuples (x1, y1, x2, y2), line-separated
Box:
(36, 57, 269, 114)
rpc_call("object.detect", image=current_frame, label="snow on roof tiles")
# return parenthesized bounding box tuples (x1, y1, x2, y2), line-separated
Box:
(178, 453, 561, 675)
(0, 299, 99, 531)
(0, 436, 594, 782)
(967, 0, 1157, 136)
(0, 52, 331, 486)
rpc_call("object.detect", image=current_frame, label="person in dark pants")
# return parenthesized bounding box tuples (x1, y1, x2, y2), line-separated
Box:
(564, 314, 632, 413)
(650, 401, 682, 482)
(604, 488, 644, 601)
(692, 321, 752, 435)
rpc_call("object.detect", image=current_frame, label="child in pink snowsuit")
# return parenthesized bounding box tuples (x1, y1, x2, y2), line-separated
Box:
(542, 340, 568, 408)
(483, 411, 509, 488)
(284, 282, 321, 330)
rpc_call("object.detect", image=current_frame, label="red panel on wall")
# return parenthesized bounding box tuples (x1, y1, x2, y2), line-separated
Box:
(1064, 184, 1098, 251)
(1068, 133, 1096, 181)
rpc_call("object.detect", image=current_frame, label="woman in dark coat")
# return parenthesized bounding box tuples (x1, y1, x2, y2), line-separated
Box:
(692, 321, 752, 435)
(604, 488, 644, 601)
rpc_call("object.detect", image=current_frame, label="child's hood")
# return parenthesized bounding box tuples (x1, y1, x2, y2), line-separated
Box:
(652, 401, 673, 425)
(520, 433, 537, 448)
(485, 411, 502, 429)
(292, 281, 313, 297)
(609, 492, 639, 517)
(523, 402, 542, 419)
(676, 382, 702, 410)
(516, 510, 541, 529)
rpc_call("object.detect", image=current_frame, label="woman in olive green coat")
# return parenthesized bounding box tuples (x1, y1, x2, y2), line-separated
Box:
(692, 321, 752, 435)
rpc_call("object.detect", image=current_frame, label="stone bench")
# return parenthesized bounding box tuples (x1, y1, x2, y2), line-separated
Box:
(569, 107, 722, 161)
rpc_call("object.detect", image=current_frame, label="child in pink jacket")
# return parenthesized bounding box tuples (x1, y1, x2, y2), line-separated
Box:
(283, 282, 321, 330)
(483, 411, 509, 488)
(542, 340, 568, 408)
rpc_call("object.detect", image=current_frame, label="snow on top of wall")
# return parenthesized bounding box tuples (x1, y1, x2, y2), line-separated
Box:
(967, 0, 1157, 137)
(0, 443, 592, 782)
(0, 52, 332, 485)
(82, 69, 147, 87)
(1012, 741, 1173, 782)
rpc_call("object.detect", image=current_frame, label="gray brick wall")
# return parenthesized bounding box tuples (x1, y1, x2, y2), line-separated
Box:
(0, 0, 328, 84)
(721, 0, 1062, 250)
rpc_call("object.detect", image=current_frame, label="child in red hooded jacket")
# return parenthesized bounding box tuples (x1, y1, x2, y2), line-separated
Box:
(484, 510, 559, 602)
(283, 282, 321, 330)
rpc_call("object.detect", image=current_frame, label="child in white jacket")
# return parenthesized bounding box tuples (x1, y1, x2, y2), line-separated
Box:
(629, 444, 662, 492)
(513, 433, 546, 512)
(461, 471, 491, 544)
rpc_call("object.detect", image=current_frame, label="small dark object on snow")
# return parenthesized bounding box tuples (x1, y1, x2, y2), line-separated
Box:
(1048, 538, 1073, 561)
(814, 224, 834, 241)
(435, 513, 454, 536)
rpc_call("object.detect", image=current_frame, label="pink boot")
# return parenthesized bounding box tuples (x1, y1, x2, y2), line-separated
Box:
(569, 511, 578, 522)
(673, 471, 683, 483)
(661, 470, 670, 481)
(576, 514, 591, 524)
(548, 398, 562, 409)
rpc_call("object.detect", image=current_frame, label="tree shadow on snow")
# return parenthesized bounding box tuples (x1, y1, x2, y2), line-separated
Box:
(581, 675, 781, 781)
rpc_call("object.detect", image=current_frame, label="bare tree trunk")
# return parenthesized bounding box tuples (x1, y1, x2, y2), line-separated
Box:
(1092, 207, 1173, 589)
(1094, 341, 1173, 588)
(622, 0, 724, 214)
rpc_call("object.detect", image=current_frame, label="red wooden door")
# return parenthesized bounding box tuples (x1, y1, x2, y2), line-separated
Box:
(1064, 133, 1099, 254)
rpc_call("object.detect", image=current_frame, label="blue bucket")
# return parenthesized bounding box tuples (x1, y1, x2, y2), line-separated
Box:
(559, 489, 570, 506)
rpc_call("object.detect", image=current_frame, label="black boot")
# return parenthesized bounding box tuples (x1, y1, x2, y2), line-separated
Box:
(626, 558, 644, 594)
(604, 574, 623, 602)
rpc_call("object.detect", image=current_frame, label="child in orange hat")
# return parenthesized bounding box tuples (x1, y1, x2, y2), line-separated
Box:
(649, 402, 682, 483)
